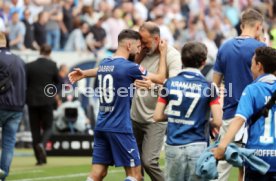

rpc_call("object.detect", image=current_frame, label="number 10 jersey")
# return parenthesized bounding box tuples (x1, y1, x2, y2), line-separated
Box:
(95, 57, 147, 133)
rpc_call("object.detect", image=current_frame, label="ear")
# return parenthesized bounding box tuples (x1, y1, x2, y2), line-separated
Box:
(256, 61, 263, 71)
(256, 23, 260, 32)
(127, 41, 131, 51)
(201, 60, 206, 67)
(240, 23, 244, 31)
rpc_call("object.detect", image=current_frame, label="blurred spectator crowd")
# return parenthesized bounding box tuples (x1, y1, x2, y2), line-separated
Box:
(1, 0, 276, 61)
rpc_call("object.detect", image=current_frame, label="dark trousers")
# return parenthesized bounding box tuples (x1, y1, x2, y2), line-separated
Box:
(245, 168, 276, 181)
(28, 105, 53, 145)
(28, 105, 53, 164)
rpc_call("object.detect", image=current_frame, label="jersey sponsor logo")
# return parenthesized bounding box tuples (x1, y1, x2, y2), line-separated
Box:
(99, 106, 114, 112)
(255, 149, 276, 157)
(168, 118, 195, 125)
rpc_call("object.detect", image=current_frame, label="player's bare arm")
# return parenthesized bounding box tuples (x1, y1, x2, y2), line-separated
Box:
(210, 104, 222, 128)
(153, 101, 167, 122)
(147, 39, 168, 83)
(213, 72, 223, 88)
(211, 116, 245, 160)
(68, 67, 98, 84)
(135, 40, 167, 89)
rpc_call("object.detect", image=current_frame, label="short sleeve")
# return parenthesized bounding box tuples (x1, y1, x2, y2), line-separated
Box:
(209, 83, 220, 106)
(213, 49, 224, 74)
(128, 64, 148, 80)
(235, 86, 254, 122)
(158, 79, 170, 104)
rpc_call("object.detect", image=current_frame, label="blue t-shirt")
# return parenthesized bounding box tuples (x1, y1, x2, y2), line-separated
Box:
(159, 69, 219, 145)
(214, 37, 266, 119)
(95, 57, 147, 133)
(236, 74, 276, 172)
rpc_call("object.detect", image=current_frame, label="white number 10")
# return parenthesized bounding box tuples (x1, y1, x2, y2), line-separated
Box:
(98, 74, 114, 104)
(167, 90, 200, 118)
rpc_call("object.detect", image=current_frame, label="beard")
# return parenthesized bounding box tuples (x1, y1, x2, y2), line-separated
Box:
(128, 53, 136, 62)
(146, 41, 158, 55)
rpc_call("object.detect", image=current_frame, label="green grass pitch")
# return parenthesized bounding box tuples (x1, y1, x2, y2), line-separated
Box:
(8, 149, 239, 181)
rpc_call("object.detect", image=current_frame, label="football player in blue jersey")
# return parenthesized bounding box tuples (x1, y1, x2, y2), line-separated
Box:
(212, 46, 276, 180)
(153, 42, 222, 181)
(213, 8, 266, 181)
(68, 29, 168, 181)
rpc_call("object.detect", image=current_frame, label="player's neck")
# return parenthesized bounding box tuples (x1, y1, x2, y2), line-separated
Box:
(240, 29, 256, 39)
(113, 49, 128, 60)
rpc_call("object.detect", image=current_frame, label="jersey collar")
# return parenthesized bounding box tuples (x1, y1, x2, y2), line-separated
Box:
(178, 68, 204, 77)
(255, 74, 276, 84)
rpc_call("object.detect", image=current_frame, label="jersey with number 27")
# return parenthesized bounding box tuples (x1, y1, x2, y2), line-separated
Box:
(236, 74, 276, 172)
(159, 69, 219, 145)
(95, 57, 147, 133)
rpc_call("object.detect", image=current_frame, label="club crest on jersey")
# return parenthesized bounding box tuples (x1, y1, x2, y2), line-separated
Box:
(139, 65, 146, 75)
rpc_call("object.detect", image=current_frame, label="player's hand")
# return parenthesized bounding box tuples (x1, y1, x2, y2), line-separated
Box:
(211, 146, 226, 160)
(68, 68, 85, 84)
(134, 76, 153, 90)
(159, 39, 167, 55)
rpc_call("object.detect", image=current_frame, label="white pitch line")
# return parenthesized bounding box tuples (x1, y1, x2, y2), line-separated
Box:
(11, 170, 43, 175)
(9, 170, 124, 181)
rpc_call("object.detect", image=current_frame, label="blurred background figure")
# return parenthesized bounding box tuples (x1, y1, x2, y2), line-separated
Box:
(64, 21, 92, 52)
(8, 11, 26, 50)
(44, 0, 63, 51)
(33, 11, 49, 49)
(26, 44, 60, 165)
(22, 9, 39, 50)
(54, 94, 90, 133)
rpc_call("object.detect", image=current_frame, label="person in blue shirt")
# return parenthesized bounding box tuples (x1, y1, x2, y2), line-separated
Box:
(212, 46, 276, 181)
(68, 29, 167, 181)
(213, 8, 266, 181)
(153, 42, 222, 181)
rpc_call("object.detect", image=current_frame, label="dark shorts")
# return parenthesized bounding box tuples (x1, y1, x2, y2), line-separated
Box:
(245, 168, 276, 181)
(92, 130, 141, 167)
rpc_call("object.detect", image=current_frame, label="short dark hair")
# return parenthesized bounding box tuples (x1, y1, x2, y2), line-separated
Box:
(40, 44, 52, 56)
(139, 22, 160, 36)
(241, 8, 263, 27)
(181, 42, 207, 68)
(255, 46, 276, 74)
(118, 29, 141, 42)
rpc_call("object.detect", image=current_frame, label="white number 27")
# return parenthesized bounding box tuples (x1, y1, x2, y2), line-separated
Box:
(167, 90, 200, 118)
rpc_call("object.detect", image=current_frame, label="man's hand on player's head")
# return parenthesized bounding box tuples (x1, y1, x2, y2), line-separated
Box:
(134, 76, 154, 89)
(68, 68, 85, 84)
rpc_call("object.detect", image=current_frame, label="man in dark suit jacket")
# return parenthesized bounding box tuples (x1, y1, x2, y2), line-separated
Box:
(26, 44, 59, 165)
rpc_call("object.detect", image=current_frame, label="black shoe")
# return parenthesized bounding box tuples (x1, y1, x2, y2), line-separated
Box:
(35, 162, 45, 166)
(35, 143, 47, 164)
